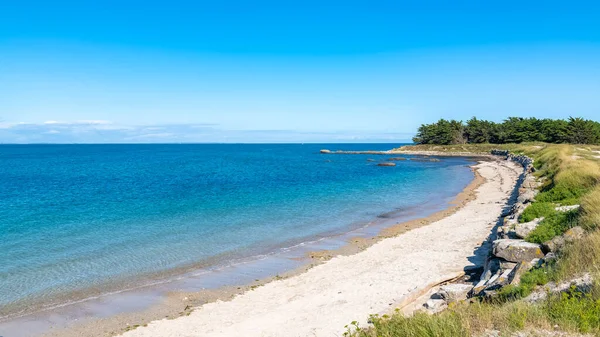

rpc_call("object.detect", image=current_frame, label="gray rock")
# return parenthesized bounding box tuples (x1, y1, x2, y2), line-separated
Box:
(555, 205, 580, 212)
(513, 217, 544, 239)
(525, 273, 593, 303)
(499, 260, 518, 270)
(424, 298, 447, 311)
(484, 268, 513, 291)
(320, 149, 331, 154)
(508, 261, 534, 285)
(543, 252, 557, 264)
(493, 239, 544, 263)
(542, 236, 565, 253)
(517, 189, 537, 204)
(435, 284, 473, 303)
(377, 162, 396, 167)
(480, 258, 501, 282)
(564, 226, 585, 242)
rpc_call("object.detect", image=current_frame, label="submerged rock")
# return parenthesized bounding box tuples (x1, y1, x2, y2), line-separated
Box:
(492, 239, 544, 263)
(387, 157, 407, 161)
(377, 162, 396, 167)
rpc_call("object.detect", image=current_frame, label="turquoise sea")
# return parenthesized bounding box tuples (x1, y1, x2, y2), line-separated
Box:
(0, 144, 474, 320)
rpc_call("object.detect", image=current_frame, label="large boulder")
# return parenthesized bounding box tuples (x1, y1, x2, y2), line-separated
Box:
(492, 239, 544, 263)
(513, 217, 544, 239)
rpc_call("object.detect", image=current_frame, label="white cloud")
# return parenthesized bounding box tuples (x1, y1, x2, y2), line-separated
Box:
(0, 120, 413, 143)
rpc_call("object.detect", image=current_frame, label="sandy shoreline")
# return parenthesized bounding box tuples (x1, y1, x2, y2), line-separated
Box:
(0, 156, 518, 337)
(100, 158, 521, 337)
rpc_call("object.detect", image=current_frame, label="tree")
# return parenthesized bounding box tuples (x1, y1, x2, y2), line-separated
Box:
(412, 116, 600, 145)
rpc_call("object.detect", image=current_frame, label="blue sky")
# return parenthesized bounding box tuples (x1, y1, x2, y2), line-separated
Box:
(1, 1, 600, 143)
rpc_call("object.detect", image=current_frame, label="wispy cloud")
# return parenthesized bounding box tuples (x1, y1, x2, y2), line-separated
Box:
(0, 121, 413, 143)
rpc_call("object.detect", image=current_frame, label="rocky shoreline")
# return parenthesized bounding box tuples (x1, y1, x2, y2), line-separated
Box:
(415, 149, 588, 314)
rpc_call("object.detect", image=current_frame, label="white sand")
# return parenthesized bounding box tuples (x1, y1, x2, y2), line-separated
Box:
(121, 160, 521, 337)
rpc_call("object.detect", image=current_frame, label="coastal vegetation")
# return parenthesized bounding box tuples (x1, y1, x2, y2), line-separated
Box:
(413, 117, 600, 145)
(348, 143, 600, 336)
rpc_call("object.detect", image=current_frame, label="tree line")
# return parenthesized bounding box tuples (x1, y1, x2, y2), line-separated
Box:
(413, 117, 600, 145)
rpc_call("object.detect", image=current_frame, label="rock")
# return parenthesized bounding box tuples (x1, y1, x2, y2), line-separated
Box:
(493, 239, 544, 263)
(484, 268, 513, 291)
(480, 258, 501, 282)
(387, 157, 407, 161)
(499, 260, 518, 270)
(424, 298, 447, 311)
(435, 284, 473, 303)
(377, 162, 396, 167)
(513, 217, 544, 239)
(542, 236, 565, 253)
(508, 261, 534, 285)
(564, 226, 585, 242)
(517, 190, 537, 204)
(555, 205, 580, 212)
(472, 279, 488, 295)
(525, 273, 593, 303)
(542, 252, 557, 264)
(320, 149, 331, 154)
(366, 159, 375, 162)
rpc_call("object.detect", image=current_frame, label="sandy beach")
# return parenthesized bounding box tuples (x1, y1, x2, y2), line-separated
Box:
(115, 159, 521, 337)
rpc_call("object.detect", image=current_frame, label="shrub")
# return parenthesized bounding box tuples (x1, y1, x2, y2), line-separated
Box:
(525, 211, 578, 244)
(519, 202, 557, 223)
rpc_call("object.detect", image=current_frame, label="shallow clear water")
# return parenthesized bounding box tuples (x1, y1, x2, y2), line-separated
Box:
(0, 144, 474, 316)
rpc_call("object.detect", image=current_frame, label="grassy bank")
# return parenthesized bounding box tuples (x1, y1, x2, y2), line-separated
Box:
(349, 144, 600, 337)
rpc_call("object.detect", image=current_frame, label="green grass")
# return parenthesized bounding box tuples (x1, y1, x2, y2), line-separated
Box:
(519, 202, 557, 223)
(349, 284, 600, 337)
(496, 267, 552, 302)
(525, 210, 579, 244)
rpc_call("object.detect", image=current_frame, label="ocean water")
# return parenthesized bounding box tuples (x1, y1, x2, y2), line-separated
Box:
(0, 144, 474, 318)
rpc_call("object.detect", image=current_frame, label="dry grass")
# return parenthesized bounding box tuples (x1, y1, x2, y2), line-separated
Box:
(554, 230, 600, 281)
(581, 187, 600, 230)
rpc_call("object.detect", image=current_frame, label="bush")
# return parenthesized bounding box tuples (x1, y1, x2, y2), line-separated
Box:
(519, 202, 557, 223)
(525, 211, 578, 244)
